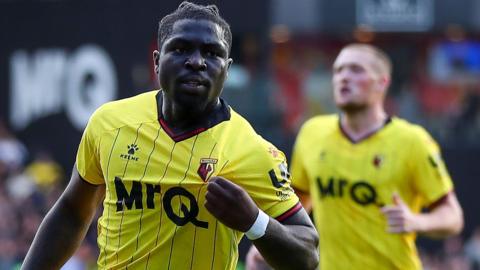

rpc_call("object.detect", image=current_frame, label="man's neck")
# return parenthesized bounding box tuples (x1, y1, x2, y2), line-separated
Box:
(159, 92, 220, 131)
(340, 107, 388, 142)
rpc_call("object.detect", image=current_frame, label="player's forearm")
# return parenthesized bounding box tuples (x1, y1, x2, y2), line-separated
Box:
(415, 212, 463, 238)
(416, 199, 463, 238)
(252, 218, 319, 270)
(22, 198, 93, 269)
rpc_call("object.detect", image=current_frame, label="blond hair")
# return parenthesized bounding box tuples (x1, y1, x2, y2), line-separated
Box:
(341, 43, 392, 77)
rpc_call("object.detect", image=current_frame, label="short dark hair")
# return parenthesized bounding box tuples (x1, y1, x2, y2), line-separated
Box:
(158, 1, 232, 55)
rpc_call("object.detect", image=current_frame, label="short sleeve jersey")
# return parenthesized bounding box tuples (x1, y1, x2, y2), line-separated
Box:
(76, 90, 300, 269)
(291, 115, 453, 270)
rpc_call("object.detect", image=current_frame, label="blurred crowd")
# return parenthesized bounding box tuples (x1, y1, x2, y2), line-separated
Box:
(0, 120, 98, 270)
(418, 233, 480, 270)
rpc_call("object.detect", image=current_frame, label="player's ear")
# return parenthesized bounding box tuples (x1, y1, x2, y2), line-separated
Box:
(377, 74, 390, 94)
(382, 74, 391, 89)
(225, 58, 233, 78)
(153, 50, 160, 74)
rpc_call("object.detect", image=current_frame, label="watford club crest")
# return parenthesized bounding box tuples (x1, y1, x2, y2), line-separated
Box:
(268, 146, 280, 158)
(197, 158, 218, 182)
(373, 154, 384, 168)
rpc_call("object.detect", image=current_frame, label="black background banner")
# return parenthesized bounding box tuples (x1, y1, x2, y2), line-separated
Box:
(0, 0, 268, 169)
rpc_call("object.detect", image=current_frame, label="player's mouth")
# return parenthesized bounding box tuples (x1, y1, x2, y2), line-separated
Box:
(178, 76, 209, 93)
(340, 86, 351, 95)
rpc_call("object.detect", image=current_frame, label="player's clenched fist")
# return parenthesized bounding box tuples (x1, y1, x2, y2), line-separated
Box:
(205, 176, 259, 232)
(381, 193, 421, 234)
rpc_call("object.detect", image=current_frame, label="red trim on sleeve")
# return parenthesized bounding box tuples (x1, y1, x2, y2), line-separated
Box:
(292, 185, 309, 194)
(427, 190, 452, 210)
(275, 202, 302, 222)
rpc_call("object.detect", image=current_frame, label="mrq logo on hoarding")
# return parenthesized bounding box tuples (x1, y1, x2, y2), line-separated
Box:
(9, 45, 117, 130)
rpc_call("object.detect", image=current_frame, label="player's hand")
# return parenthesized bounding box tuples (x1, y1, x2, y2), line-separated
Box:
(380, 192, 421, 234)
(246, 245, 273, 270)
(205, 176, 259, 232)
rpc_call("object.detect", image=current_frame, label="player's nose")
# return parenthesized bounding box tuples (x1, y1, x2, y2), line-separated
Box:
(185, 50, 207, 71)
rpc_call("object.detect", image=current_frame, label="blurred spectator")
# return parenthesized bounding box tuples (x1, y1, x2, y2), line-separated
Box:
(24, 151, 63, 191)
(466, 227, 480, 269)
(0, 125, 97, 269)
(442, 236, 471, 270)
(0, 119, 28, 179)
(419, 248, 442, 270)
(271, 44, 305, 134)
(61, 242, 96, 270)
(450, 91, 480, 143)
(6, 171, 36, 201)
(0, 237, 18, 270)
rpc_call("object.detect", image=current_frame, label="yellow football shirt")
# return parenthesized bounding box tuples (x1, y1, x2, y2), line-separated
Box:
(76, 90, 299, 270)
(291, 115, 453, 270)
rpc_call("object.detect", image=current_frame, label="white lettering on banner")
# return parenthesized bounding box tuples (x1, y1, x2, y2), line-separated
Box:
(9, 44, 117, 130)
(356, 0, 433, 32)
(10, 49, 66, 129)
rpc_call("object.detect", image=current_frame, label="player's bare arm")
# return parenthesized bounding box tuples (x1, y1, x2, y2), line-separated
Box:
(381, 192, 463, 238)
(245, 187, 314, 270)
(22, 166, 105, 270)
(205, 177, 319, 270)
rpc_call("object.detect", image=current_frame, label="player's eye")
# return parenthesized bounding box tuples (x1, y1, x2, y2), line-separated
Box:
(350, 65, 365, 73)
(206, 50, 219, 58)
(174, 48, 186, 54)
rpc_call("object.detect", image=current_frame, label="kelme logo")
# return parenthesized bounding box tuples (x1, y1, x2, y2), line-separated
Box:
(120, 144, 139, 161)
